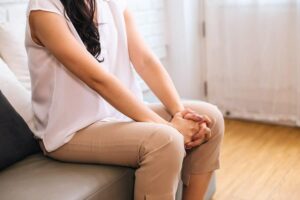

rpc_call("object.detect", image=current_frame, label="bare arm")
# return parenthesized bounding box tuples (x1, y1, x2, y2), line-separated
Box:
(29, 11, 167, 124)
(123, 9, 212, 148)
(124, 9, 184, 116)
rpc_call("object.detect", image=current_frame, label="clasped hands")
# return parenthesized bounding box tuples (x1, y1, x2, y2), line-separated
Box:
(169, 108, 212, 150)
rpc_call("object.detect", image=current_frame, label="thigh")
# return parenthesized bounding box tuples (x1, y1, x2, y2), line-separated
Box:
(45, 121, 173, 168)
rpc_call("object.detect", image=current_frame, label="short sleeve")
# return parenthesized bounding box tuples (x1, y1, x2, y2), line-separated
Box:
(26, 0, 64, 17)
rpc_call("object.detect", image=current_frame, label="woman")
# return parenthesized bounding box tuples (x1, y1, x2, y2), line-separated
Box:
(25, 0, 224, 199)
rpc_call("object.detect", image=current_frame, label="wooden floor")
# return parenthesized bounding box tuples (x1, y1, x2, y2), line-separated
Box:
(213, 119, 300, 200)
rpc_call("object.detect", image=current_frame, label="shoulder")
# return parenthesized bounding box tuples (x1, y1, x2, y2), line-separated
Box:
(27, 0, 64, 17)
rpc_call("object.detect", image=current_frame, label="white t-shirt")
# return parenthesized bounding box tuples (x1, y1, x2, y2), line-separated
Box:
(25, 0, 143, 152)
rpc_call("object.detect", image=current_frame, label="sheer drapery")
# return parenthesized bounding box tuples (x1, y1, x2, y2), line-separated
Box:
(205, 0, 300, 126)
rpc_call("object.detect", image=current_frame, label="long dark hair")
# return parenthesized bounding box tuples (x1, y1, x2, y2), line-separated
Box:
(60, 0, 103, 62)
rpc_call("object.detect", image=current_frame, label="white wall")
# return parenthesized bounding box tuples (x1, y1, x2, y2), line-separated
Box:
(164, 0, 205, 100)
(0, 0, 28, 23)
(127, 0, 167, 60)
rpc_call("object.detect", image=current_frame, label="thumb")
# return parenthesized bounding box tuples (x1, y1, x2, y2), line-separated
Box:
(181, 107, 195, 117)
(184, 113, 204, 122)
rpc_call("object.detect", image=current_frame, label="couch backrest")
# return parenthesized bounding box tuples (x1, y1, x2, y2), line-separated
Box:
(0, 22, 34, 131)
(0, 22, 31, 91)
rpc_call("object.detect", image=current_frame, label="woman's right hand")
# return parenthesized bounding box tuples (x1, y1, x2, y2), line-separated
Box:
(169, 112, 200, 145)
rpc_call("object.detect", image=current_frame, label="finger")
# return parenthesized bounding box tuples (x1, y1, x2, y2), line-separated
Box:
(183, 109, 204, 121)
(182, 108, 206, 123)
(184, 113, 204, 122)
(192, 130, 205, 141)
(182, 107, 198, 116)
(204, 127, 212, 141)
(181, 108, 192, 117)
(185, 140, 195, 149)
(191, 124, 205, 140)
(193, 124, 211, 140)
(202, 115, 213, 127)
(200, 123, 211, 134)
(185, 144, 193, 150)
(186, 138, 205, 148)
(191, 127, 208, 143)
(184, 137, 192, 144)
(200, 122, 207, 129)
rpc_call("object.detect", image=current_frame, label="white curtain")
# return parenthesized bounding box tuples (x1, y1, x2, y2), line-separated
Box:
(205, 0, 300, 126)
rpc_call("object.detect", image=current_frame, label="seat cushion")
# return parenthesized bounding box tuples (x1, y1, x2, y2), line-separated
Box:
(0, 154, 134, 200)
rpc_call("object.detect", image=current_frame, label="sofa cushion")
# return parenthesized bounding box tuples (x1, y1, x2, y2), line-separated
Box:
(0, 22, 31, 91)
(0, 91, 40, 171)
(0, 154, 134, 200)
(0, 58, 34, 129)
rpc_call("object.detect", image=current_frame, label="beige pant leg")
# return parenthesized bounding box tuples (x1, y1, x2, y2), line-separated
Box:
(148, 100, 225, 186)
(39, 121, 186, 200)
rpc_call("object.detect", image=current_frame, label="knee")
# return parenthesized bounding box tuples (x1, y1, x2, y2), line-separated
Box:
(158, 125, 186, 170)
(164, 126, 186, 158)
(156, 125, 185, 158)
(206, 104, 225, 141)
(140, 124, 186, 167)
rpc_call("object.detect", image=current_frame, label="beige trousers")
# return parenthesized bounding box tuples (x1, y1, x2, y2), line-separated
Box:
(39, 100, 224, 200)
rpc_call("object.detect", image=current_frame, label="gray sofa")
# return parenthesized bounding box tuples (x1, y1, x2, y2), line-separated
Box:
(0, 152, 216, 200)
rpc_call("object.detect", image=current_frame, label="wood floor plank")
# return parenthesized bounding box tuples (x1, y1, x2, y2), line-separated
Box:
(213, 119, 300, 200)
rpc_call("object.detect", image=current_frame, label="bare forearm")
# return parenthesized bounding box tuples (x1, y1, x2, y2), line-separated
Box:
(138, 57, 184, 116)
(91, 73, 168, 124)
(124, 9, 184, 116)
